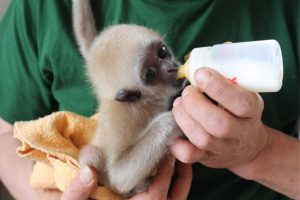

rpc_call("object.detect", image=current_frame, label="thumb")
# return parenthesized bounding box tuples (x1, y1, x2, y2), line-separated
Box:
(61, 166, 98, 200)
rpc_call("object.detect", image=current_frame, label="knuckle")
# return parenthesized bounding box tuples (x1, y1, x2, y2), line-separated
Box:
(236, 93, 264, 117)
(209, 115, 233, 137)
(178, 148, 195, 164)
(235, 95, 255, 116)
(194, 133, 212, 149)
(182, 90, 196, 108)
(65, 185, 86, 199)
(182, 86, 205, 106)
(198, 151, 210, 162)
(239, 97, 253, 113)
(179, 153, 193, 164)
(172, 105, 183, 122)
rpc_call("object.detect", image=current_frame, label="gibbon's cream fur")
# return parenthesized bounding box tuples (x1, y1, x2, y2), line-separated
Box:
(72, 0, 184, 197)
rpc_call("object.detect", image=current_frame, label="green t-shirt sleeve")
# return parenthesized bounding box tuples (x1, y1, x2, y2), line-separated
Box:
(0, 0, 56, 124)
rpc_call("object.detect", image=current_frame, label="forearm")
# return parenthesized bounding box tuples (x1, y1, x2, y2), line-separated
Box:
(231, 126, 300, 199)
(0, 130, 36, 200)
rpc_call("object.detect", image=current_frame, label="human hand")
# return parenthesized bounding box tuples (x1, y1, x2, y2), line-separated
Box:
(35, 166, 98, 200)
(31, 166, 98, 200)
(171, 67, 268, 170)
(62, 157, 192, 200)
(131, 156, 192, 200)
(0, 118, 59, 200)
(60, 166, 98, 200)
(0, 117, 98, 200)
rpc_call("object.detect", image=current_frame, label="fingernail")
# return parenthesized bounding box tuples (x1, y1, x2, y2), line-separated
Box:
(80, 165, 93, 185)
(195, 68, 212, 86)
(182, 85, 192, 98)
(173, 97, 181, 107)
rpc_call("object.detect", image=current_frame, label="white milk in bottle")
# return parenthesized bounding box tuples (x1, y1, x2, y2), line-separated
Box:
(177, 40, 283, 92)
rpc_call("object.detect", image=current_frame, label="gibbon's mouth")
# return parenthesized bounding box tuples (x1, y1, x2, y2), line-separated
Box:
(169, 70, 185, 88)
(167, 68, 178, 73)
(163, 66, 184, 88)
(172, 78, 185, 88)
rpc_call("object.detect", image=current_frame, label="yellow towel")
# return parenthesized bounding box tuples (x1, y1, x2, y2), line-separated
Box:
(14, 111, 123, 200)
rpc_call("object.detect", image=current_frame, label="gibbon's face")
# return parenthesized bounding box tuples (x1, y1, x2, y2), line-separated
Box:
(141, 41, 181, 89)
(86, 25, 183, 102)
(113, 39, 182, 102)
(113, 40, 182, 102)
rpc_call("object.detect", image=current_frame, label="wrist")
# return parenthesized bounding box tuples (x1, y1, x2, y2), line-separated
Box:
(229, 125, 274, 181)
(229, 127, 300, 199)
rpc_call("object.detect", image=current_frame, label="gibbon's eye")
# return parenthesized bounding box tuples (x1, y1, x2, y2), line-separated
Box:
(158, 45, 168, 59)
(146, 68, 156, 81)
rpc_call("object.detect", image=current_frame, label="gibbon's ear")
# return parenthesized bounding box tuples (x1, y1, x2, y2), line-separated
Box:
(115, 89, 142, 102)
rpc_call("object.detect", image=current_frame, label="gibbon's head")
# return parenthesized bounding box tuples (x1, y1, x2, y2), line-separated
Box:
(85, 24, 182, 103)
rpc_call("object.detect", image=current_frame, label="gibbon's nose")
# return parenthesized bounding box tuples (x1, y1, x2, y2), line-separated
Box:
(173, 62, 179, 68)
(166, 62, 179, 73)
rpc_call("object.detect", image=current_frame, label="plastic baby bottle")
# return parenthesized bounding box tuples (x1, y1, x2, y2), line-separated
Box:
(177, 40, 283, 92)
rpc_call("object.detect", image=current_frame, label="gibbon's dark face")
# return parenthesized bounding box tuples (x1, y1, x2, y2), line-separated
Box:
(140, 41, 181, 88)
(114, 40, 184, 103)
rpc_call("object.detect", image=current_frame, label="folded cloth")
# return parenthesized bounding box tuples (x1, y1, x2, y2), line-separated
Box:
(14, 111, 123, 200)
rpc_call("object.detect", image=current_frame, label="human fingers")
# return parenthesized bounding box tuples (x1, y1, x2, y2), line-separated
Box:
(60, 166, 98, 200)
(34, 189, 62, 200)
(168, 162, 192, 200)
(131, 155, 175, 200)
(194, 68, 264, 118)
(173, 97, 238, 151)
(170, 138, 208, 163)
(179, 86, 241, 138)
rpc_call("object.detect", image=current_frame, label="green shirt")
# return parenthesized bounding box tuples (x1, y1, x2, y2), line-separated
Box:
(0, 0, 298, 199)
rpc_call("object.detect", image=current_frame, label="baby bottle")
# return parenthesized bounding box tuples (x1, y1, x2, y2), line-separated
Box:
(177, 40, 283, 92)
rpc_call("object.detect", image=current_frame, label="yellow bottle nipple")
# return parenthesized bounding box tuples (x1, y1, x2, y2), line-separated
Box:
(177, 59, 190, 80)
